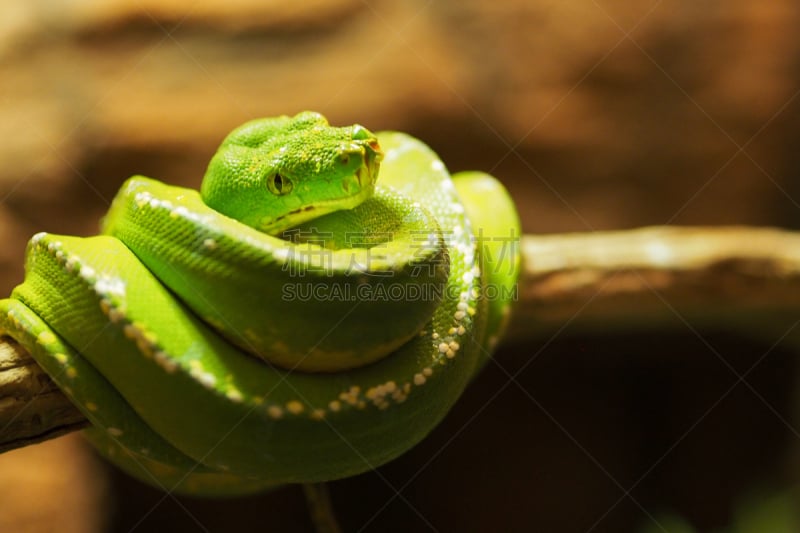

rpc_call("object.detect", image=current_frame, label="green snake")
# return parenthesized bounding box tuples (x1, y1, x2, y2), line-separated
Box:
(0, 112, 520, 495)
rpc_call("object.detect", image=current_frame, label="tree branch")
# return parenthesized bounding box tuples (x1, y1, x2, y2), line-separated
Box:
(505, 225, 800, 344)
(2, 226, 800, 453)
(0, 338, 88, 454)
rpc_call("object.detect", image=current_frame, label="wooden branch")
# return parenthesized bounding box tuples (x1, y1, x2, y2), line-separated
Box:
(2, 226, 800, 453)
(0, 338, 88, 454)
(505, 225, 800, 344)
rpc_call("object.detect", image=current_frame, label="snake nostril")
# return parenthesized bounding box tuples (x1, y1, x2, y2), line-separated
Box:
(368, 140, 381, 156)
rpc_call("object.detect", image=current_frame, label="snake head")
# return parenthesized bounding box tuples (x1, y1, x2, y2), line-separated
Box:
(201, 111, 383, 235)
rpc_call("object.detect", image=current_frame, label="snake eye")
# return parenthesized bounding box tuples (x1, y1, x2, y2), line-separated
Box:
(267, 173, 293, 195)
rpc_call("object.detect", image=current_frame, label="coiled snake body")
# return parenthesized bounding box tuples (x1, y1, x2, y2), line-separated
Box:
(0, 112, 520, 495)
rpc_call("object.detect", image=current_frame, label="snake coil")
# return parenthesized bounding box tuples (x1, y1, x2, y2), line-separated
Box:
(0, 112, 520, 495)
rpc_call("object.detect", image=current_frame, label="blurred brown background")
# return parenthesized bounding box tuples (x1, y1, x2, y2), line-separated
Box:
(1, 1, 799, 532)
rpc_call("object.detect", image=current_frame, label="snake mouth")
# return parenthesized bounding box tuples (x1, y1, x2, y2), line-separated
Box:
(270, 165, 375, 234)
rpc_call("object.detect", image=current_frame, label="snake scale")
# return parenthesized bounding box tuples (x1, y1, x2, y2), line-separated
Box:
(0, 112, 520, 495)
